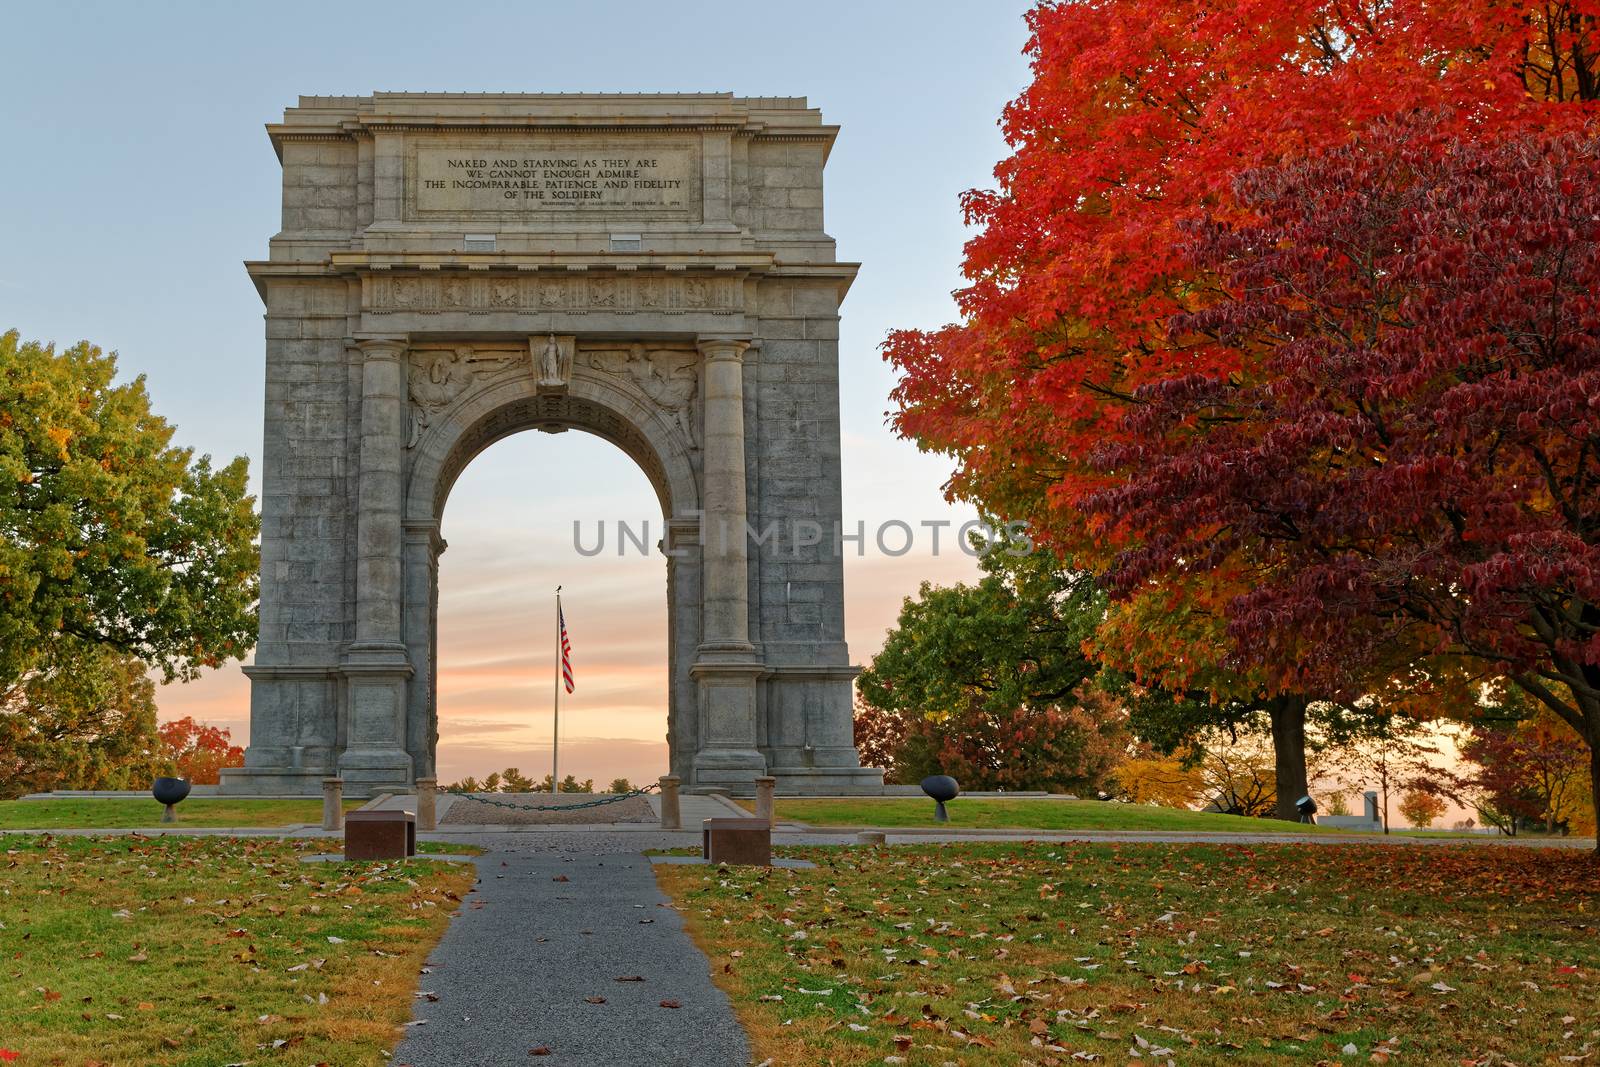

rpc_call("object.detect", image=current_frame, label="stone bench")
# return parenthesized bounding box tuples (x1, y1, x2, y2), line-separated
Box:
(702, 817, 772, 866)
(344, 809, 416, 860)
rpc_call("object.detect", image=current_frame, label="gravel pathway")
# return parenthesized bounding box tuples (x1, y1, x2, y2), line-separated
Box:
(392, 834, 748, 1067)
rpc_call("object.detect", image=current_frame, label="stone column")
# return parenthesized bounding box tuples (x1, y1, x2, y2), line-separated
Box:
(339, 335, 414, 793)
(403, 521, 445, 780)
(354, 336, 408, 647)
(691, 337, 765, 787)
(697, 337, 753, 654)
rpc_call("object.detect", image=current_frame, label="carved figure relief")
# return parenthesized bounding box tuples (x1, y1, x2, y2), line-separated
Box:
(392, 276, 422, 308)
(587, 344, 699, 448)
(406, 345, 528, 447)
(441, 276, 467, 308)
(534, 334, 576, 392)
(683, 277, 708, 308)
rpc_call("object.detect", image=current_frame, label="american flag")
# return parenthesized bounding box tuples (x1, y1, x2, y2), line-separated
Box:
(559, 602, 574, 694)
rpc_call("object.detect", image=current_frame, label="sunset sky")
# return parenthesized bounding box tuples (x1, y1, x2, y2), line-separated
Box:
(1, 1, 1035, 785)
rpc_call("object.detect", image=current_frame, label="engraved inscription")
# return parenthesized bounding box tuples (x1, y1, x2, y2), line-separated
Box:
(417, 146, 694, 214)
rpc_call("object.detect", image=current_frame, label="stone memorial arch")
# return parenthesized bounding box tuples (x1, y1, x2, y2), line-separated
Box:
(221, 93, 881, 797)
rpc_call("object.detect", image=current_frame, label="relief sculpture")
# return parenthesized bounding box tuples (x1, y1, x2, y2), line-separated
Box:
(587, 344, 699, 448)
(407, 345, 527, 447)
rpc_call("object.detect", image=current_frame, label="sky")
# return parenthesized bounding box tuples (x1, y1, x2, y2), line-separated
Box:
(0, 1, 1037, 786)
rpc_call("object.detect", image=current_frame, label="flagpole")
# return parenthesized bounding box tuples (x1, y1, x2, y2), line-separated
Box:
(552, 586, 561, 794)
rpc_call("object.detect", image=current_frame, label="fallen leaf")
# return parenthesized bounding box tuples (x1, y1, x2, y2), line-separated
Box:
(584, 996, 606, 1004)
(659, 999, 681, 1009)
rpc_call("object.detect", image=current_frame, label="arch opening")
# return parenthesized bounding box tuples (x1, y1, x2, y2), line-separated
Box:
(430, 427, 673, 792)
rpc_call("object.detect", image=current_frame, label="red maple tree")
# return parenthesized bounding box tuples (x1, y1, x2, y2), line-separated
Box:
(1090, 119, 1600, 835)
(887, 0, 1595, 558)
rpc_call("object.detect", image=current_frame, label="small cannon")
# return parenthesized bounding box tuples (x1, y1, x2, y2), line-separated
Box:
(152, 777, 191, 823)
(920, 774, 960, 823)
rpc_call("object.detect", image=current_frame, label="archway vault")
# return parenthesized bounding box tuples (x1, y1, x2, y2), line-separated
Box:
(410, 338, 702, 526)
(226, 91, 883, 797)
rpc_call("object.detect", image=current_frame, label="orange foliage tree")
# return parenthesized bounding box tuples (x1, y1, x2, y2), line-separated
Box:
(1398, 790, 1448, 830)
(157, 717, 243, 785)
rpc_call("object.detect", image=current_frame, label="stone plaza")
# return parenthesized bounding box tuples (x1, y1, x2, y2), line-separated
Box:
(223, 93, 882, 798)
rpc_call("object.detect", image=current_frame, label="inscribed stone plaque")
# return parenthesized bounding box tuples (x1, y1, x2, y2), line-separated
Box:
(413, 143, 696, 217)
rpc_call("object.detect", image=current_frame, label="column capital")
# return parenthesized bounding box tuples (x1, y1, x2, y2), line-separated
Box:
(403, 519, 448, 557)
(353, 334, 409, 361)
(696, 336, 750, 363)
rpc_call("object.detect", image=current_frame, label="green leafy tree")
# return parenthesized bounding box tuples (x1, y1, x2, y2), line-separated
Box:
(538, 773, 594, 793)
(0, 639, 163, 797)
(498, 767, 534, 792)
(855, 545, 1132, 793)
(857, 545, 1103, 728)
(608, 777, 634, 794)
(0, 331, 258, 686)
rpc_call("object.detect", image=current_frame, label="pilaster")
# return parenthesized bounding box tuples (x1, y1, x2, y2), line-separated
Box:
(340, 334, 414, 792)
(691, 335, 765, 785)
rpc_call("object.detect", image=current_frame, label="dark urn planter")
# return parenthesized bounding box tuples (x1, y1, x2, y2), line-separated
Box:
(152, 777, 191, 823)
(920, 774, 960, 823)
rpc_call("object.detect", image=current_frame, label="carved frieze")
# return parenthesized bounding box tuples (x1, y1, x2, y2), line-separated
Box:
(365, 272, 740, 316)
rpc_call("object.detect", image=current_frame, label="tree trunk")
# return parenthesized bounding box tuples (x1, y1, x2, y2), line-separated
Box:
(1588, 724, 1600, 855)
(1269, 695, 1310, 822)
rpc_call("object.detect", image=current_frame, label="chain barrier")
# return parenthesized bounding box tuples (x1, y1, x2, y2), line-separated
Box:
(443, 780, 660, 813)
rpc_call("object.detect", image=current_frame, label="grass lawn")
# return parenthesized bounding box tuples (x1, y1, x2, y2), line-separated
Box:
(0, 797, 362, 830)
(761, 796, 1352, 834)
(416, 840, 485, 856)
(0, 833, 474, 1065)
(658, 840, 1600, 1064)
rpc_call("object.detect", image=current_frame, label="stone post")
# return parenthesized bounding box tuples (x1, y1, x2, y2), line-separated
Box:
(754, 775, 777, 822)
(339, 336, 415, 793)
(690, 337, 766, 787)
(416, 776, 437, 831)
(322, 777, 344, 831)
(659, 774, 681, 830)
